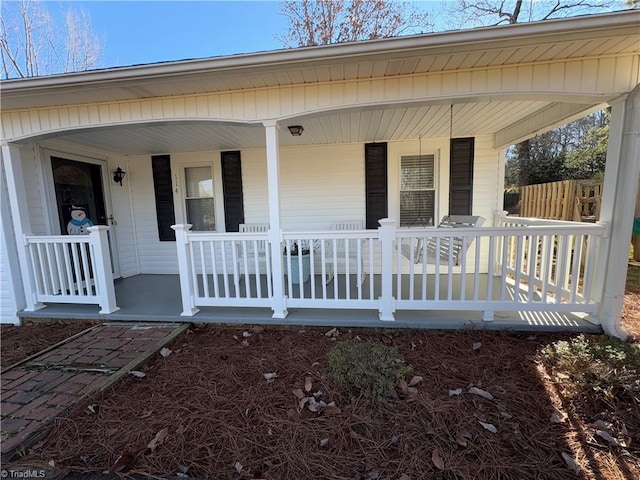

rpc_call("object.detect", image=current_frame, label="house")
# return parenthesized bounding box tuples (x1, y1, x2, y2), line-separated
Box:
(1, 10, 638, 337)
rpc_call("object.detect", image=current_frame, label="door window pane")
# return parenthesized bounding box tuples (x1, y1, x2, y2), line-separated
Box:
(185, 166, 215, 231)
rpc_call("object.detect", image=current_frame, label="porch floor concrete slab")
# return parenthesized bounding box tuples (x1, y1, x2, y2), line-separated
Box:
(17, 274, 602, 333)
(0, 322, 189, 461)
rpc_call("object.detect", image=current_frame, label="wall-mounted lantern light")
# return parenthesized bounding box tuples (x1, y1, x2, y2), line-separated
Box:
(113, 167, 126, 186)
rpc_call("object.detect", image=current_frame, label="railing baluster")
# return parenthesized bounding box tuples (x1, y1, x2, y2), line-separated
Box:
(369, 238, 374, 300)
(409, 238, 415, 301)
(253, 240, 262, 299)
(221, 240, 230, 298)
(421, 237, 428, 301)
(570, 234, 583, 302)
(459, 236, 468, 301)
(232, 240, 241, 298)
(356, 239, 362, 300)
(199, 241, 209, 299)
(473, 236, 481, 301)
(527, 235, 538, 302)
(332, 239, 338, 299)
(447, 236, 454, 301)
(487, 236, 495, 301)
(500, 235, 508, 302)
(321, 240, 327, 299)
(514, 235, 524, 302)
(434, 238, 441, 300)
(344, 238, 350, 300)
(210, 242, 220, 298)
(242, 241, 251, 298)
(79, 241, 92, 295)
(396, 237, 403, 300)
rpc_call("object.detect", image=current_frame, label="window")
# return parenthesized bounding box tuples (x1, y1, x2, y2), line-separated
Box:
(184, 166, 215, 231)
(400, 154, 435, 227)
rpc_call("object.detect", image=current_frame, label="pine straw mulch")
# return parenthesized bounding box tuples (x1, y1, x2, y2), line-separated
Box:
(7, 326, 639, 480)
(0, 320, 96, 369)
(622, 264, 640, 341)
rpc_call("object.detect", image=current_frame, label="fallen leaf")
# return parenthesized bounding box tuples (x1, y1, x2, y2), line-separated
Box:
(108, 449, 139, 473)
(591, 420, 613, 431)
(449, 388, 463, 396)
(160, 347, 172, 357)
(140, 410, 153, 419)
(307, 397, 326, 413)
(48, 460, 55, 467)
(240, 339, 249, 348)
(263, 372, 278, 383)
(320, 438, 329, 447)
(550, 410, 567, 423)
(292, 388, 305, 399)
(561, 452, 580, 474)
(456, 430, 472, 447)
(251, 326, 264, 334)
(432, 448, 445, 470)
(234, 461, 243, 473)
(298, 397, 309, 410)
(595, 430, 622, 446)
(472, 342, 482, 350)
(85, 404, 98, 415)
(320, 405, 342, 416)
(398, 379, 409, 394)
(242, 331, 251, 337)
(129, 371, 146, 378)
(304, 376, 313, 392)
(324, 327, 339, 337)
(468, 387, 494, 400)
(399, 475, 411, 480)
(409, 375, 423, 386)
(147, 427, 169, 452)
(479, 421, 497, 433)
(177, 464, 189, 474)
(176, 474, 188, 478)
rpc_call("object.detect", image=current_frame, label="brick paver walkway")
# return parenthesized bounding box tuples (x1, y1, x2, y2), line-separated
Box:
(1, 322, 188, 460)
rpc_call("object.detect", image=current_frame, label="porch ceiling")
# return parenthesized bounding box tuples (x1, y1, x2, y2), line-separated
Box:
(42, 99, 561, 154)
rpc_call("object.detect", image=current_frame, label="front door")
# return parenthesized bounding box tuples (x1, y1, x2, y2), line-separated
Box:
(51, 156, 120, 278)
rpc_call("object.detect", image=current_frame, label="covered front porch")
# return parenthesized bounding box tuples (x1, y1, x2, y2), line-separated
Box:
(2, 11, 638, 335)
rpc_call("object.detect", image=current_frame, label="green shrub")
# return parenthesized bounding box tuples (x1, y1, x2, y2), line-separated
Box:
(327, 339, 411, 401)
(542, 335, 640, 399)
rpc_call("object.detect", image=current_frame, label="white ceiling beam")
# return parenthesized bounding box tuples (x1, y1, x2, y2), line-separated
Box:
(492, 102, 606, 148)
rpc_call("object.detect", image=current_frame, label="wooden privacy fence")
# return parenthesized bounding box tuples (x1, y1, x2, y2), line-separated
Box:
(520, 179, 602, 222)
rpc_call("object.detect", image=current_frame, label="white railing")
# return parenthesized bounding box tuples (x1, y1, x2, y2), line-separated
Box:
(496, 215, 605, 309)
(172, 225, 273, 315)
(24, 226, 118, 313)
(173, 218, 606, 322)
(281, 229, 380, 309)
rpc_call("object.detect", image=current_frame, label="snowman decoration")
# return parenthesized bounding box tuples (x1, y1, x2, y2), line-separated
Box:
(67, 205, 94, 235)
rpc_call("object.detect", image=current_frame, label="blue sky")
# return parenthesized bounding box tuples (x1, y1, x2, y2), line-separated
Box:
(45, 1, 293, 67)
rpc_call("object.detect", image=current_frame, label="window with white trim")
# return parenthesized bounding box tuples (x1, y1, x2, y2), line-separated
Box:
(400, 154, 436, 227)
(184, 166, 215, 231)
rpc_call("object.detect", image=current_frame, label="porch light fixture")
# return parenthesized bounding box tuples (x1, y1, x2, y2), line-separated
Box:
(113, 167, 126, 186)
(287, 125, 304, 136)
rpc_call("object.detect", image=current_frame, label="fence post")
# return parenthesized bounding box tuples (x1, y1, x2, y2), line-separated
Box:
(171, 224, 199, 316)
(378, 218, 395, 321)
(87, 226, 119, 314)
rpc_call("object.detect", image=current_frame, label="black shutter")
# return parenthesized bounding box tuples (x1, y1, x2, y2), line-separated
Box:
(221, 151, 245, 232)
(449, 138, 474, 215)
(151, 155, 176, 241)
(365, 142, 388, 229)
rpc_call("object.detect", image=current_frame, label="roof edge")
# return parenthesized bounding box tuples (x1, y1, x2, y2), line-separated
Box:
(2, 9, 638, 93)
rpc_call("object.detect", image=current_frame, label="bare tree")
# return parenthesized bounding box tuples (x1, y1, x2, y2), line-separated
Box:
(279, 0, 431, 47)
(1, 0, 102, 79)
(446, 0, 617, 28)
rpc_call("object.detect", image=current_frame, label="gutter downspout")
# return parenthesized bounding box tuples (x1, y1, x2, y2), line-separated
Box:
(598, 83, 640, 339)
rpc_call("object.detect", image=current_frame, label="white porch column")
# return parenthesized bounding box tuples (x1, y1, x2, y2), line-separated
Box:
(264, 121, 288, 319)
(596, 85, 640, 339)
(87, 226, 120, 314)
(1, 143, 45, 312)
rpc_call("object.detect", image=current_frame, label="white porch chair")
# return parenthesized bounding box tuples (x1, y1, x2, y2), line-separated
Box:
(401, 215, 485, 265)
(237, 223, 270, 274)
